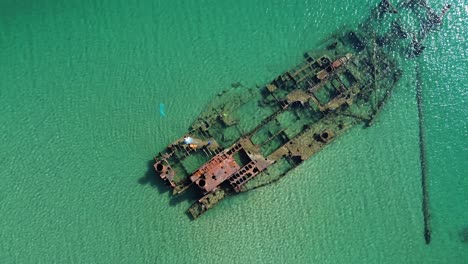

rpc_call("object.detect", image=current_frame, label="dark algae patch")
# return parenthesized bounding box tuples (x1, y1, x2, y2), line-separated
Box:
(460, 227, 468, 244)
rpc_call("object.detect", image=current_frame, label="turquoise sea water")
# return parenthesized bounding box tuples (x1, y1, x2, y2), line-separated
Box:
(1, 0, 466, 263)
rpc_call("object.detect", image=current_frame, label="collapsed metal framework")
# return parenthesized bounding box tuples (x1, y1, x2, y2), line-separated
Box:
(153, 0, 450, 225)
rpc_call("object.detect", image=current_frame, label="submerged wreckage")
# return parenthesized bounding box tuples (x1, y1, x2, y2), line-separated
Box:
(153, 0, 450, 219)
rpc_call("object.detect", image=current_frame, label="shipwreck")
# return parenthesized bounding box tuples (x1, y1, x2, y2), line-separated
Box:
(152, 0, 450, 230)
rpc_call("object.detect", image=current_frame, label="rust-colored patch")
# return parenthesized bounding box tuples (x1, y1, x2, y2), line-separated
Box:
(190, 154, 240, 193)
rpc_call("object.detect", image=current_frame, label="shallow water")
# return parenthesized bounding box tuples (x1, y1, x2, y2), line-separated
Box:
(0, 0, 467, 263)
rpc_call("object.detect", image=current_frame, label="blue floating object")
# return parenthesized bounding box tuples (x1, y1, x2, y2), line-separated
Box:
(159, 103, 166, 117)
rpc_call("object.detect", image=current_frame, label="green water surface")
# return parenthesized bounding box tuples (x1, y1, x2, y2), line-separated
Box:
(0, 0, 466, 263)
